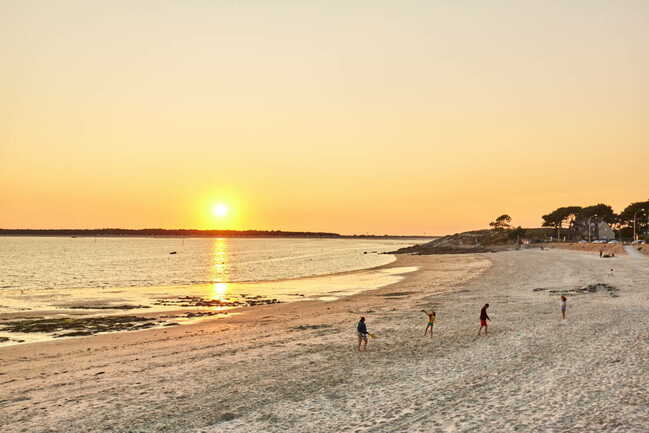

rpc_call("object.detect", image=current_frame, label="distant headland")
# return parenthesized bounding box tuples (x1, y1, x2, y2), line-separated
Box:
(0, 228, 435, 240)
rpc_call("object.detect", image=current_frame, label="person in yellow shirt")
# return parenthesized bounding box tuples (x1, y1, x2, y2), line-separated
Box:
(422, 310, 436, 337)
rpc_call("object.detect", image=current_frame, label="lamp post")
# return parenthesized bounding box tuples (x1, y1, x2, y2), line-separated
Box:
(588, 214, 598, 242)
(634, 208, 646, 241)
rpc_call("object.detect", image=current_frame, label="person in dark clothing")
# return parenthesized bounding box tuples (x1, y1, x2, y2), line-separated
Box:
(478, 304, 490, 336)
(357, 316, 369, 351)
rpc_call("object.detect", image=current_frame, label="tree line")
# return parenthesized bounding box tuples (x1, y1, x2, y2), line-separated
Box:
(541, 200, 649, 240)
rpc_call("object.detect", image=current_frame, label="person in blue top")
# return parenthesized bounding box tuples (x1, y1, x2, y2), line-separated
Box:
(357, 316, 369, 351)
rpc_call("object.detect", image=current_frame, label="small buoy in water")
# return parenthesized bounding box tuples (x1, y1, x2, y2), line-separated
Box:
(170, 251, 177, 255)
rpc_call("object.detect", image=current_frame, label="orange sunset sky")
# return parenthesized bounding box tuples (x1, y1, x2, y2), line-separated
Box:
(1, 1, 648, 235)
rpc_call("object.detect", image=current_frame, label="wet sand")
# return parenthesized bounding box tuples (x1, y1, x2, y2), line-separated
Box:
(3, 249, 649, 432)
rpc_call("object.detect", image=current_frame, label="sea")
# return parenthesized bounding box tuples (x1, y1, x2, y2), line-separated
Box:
(0, 237, 422, 343)
(0, 236, 419, 291)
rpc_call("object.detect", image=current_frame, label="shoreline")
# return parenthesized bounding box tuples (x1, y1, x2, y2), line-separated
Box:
(0, 254, 422, 345)
(0, 252, 489, 352)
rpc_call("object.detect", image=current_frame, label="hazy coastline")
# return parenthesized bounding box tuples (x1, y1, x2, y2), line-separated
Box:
(0, 229, 437, 240)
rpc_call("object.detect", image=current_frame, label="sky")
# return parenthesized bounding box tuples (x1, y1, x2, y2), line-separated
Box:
(1, 1, 648, 235)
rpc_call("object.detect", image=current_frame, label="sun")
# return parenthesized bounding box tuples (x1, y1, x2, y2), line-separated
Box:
(212, 203, 229, 218)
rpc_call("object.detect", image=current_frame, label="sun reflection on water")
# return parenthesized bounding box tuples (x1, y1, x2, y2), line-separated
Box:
(211, 239, 229, 301)
(212, 282, 228, 301)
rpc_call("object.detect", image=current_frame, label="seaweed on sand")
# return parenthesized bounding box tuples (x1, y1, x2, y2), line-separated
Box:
(154, 295, 280, 308)
(0, 315, 157, 337)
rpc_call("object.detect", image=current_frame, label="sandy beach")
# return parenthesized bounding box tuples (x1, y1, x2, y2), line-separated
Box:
(3, 248, 649, 433)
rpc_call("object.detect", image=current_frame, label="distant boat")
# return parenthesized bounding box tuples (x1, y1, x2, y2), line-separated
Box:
(169, 251, 177, 255)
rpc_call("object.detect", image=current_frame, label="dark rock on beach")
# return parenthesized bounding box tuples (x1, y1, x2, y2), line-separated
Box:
(290, 324, 332, 331)
(534, 283, 619, 297)
(216, 412, 238, 423)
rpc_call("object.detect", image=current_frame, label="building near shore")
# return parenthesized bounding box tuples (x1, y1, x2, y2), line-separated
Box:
(573, 219, 616, 241)
(595, 222, 616, 241)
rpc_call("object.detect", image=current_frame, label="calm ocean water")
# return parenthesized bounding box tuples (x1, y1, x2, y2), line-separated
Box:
(0, 237, 417, 292)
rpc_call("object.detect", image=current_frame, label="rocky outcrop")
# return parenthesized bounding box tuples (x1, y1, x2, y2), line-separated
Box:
(390, 230, 505, 255)
(390, 228, 554, 255)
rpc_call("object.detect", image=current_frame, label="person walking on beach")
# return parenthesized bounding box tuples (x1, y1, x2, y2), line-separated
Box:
(560, 296, 567, 320)
(357, 317, 369, 351)
(422, 309, 436, 337)
(478, 304, 490, 336)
